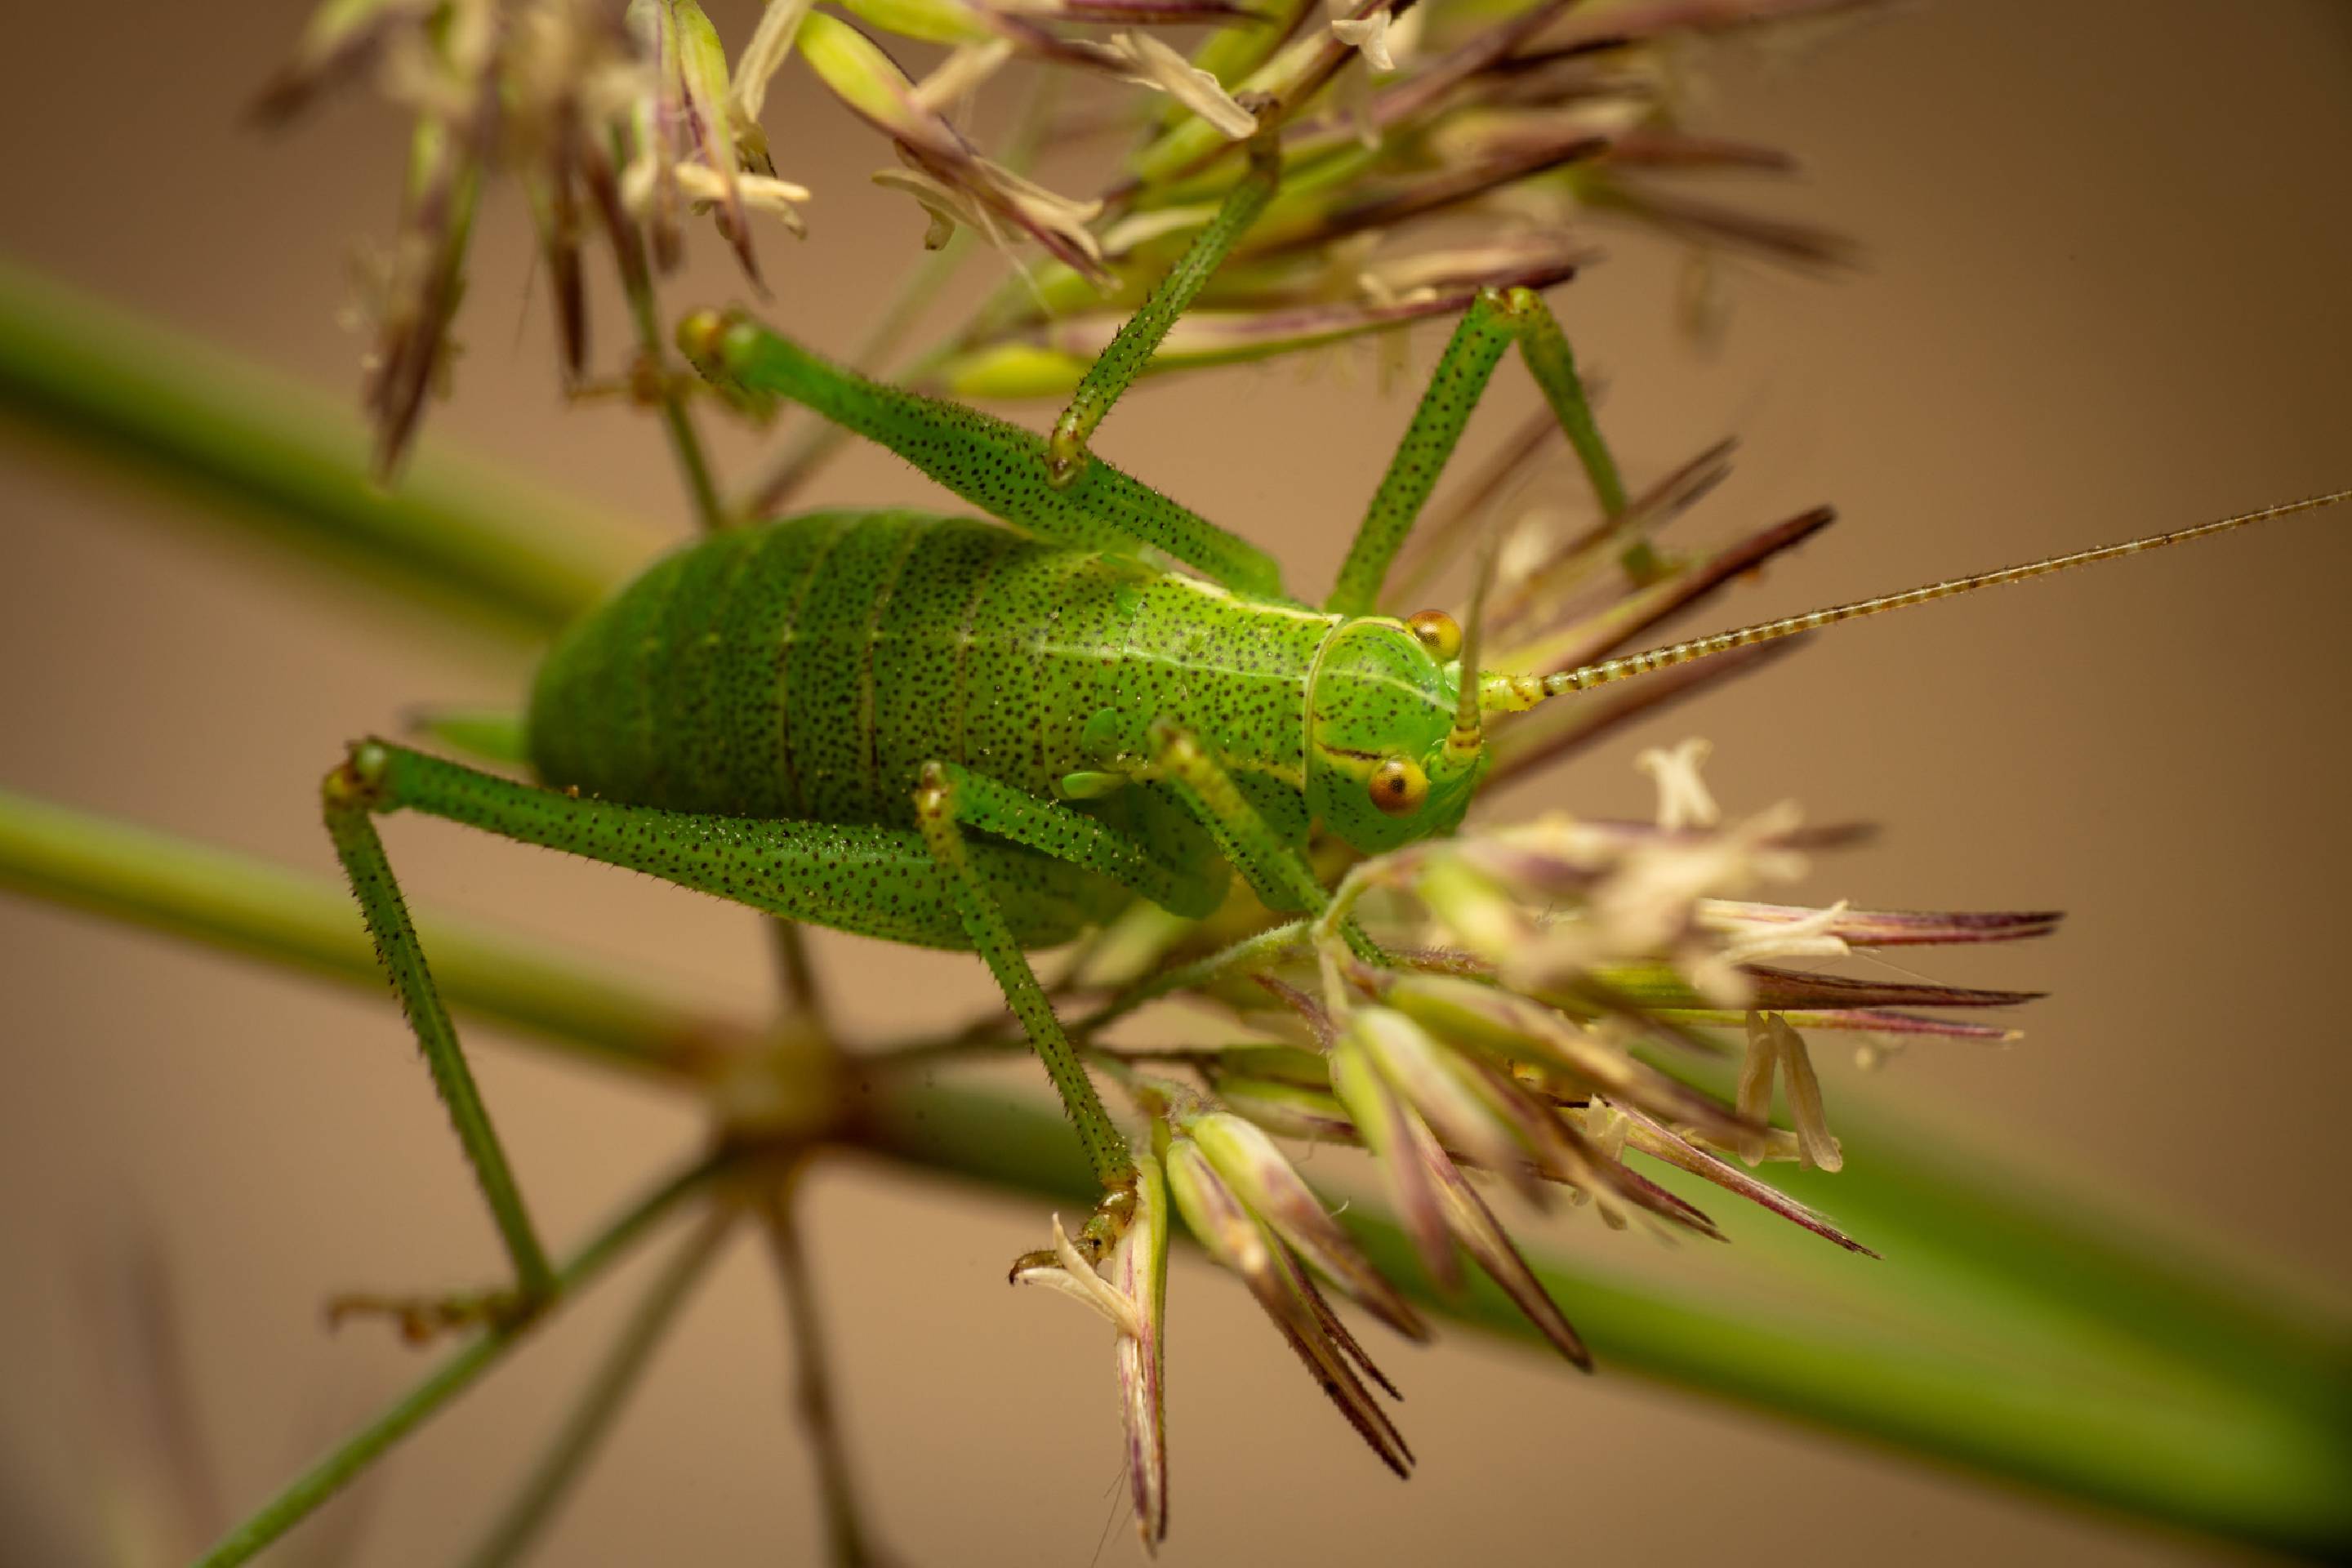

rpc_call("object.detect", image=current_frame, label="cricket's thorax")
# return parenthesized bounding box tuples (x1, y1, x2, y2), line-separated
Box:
(525, 510, 1370, 843)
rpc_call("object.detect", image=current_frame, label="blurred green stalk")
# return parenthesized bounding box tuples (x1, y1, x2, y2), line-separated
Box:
(0, 254, 652, 645)
(0, 786, 712, 1080)
(188, 1150, 733, 1568)
(858, 1081, 2352, 1558)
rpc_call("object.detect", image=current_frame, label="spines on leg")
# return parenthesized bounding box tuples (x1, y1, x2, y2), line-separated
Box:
(364, 738, 1097, 951)
(322, 746, 556, 1307)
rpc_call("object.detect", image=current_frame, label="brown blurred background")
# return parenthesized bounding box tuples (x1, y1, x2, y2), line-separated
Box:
(3, 1, 2349, 1563)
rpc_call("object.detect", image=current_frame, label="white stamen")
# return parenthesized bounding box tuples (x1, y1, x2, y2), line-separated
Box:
(1013, 1214, 1145, 1339)
(1331, 11, 1396, 72)
(1327, 0, 1406, 73)
(873, 165, 1001, 251)
(672, 163, 811, 230)
(982, 161, 1108, 268)
(1768, 1013, 1843, 1172)
(911, 39, 1013, 115)
(1110, 33, 1258, 140)
(1717, 898, 1853, 967)
(729, 0, 817, 126)
(1637, 737, 1720, 831)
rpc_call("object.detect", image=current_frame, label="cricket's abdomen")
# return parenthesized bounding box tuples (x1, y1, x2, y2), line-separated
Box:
(524, 510, 1334, 833)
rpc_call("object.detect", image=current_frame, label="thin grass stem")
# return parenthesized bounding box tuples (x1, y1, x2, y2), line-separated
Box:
(0, 785, 729, 1083)
(458, 1208, 740, 1568)
(769, 919, 828, 1029)
(189, 1151, 733, 1568)
(1074, 918, 1312, 1033)
(761, 1178, 895, 1567)
(588, 136, 726, 535)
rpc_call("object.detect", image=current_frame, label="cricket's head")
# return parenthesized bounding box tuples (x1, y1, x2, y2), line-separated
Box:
(1306, 610, 1489, 855)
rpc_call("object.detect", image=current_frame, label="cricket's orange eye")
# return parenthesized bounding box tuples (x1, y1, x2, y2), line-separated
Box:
(1406, 610, 1463, 662)
(1368, 755, 1428, 817)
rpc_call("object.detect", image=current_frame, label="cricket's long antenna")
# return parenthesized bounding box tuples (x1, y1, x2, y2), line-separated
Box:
(1479, 490, 2349, 711)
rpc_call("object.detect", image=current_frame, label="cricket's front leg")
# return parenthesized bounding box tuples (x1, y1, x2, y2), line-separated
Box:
(688, 314, 1285, 598)
(1329, 286, 1628, 617)
(1145, 722, 1328, 915)
(1143, 720, 1386, 967)
(1045, 109, 1281, 484)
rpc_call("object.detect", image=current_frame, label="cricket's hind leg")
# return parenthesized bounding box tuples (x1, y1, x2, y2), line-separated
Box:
(321, 751, 557, 1336)
(316, 738, 1105, 1336)
(1044, 110, 1282, 483)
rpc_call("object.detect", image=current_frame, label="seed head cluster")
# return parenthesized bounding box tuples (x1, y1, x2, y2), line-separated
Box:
(260, 0, 1863, 473)
(1020, 737, 2056, 1549)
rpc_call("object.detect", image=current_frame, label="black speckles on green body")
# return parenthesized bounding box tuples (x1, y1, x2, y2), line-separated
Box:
(786, 514, 929, 823)
(527, 510, 1470, 940)
(713, 513, 853, 817)
(869, 519, 1018, 802)
(1111, 570, 1332, 851)
(529, 508, 1361, 871)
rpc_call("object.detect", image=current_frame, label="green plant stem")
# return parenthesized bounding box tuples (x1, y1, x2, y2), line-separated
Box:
(190, 1150, 732, 1568)
(0, 786, 725, 1083)
(586, 124, 728, 535)
(0, 256, 648, 644)
(769, 917, 826, 1028)
(1638, 1057, 2352, 1427)
(617, 248, 726, 535)
(459, 1208, 740, 1568)
(1074, 918, 1310, 1032)
(850, 1081, 2352, 1560)
(761, 1180, 893, 1567)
